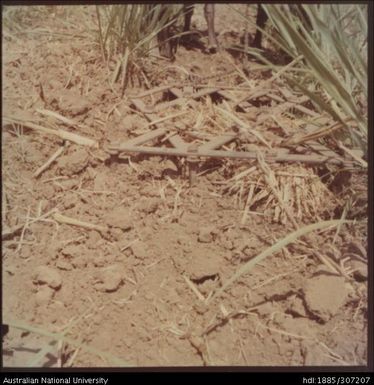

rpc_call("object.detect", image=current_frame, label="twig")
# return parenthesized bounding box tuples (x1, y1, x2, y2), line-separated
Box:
(3, 116, 98, 148)
(36, 108, 78, 127)
(251, 268, 299, 290)
(217, 104, 271, 149)
(233, 55, 304, 108)
(257, 152, 299, 229)
(16, 206, 31, 253)
(144, 110, 189, 129)
(202, 309, 257, 336)
(257, 320, 313, 340)
(336, 141, 367, 168)
(314, 251, 352, 280)
(65, 346, 80, 368)
(1, 208, 58, 241)
(57, 339, 63, 368)
(2, 224, 24, 240)
(332, 201, 349, 245)
(53, 212, 108, 234)
(120, 238, 139, 252)
(241, 184, 255, 225)
(183, 275, 206, 302)
(318, 341, 349, 365)
(33, 143, 69, 178)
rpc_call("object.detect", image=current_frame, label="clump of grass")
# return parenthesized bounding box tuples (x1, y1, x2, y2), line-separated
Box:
(95, 4, 185, 90)
(238, 4, 368, 152)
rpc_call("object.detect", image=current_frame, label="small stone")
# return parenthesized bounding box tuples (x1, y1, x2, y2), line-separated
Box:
(351, 260, 367, 282)
(93, 255, 106, 267)
(302, 275, 348, 322)
(131, 241, 148, 260)
(61, 244, 80, 257)
(57, 148, 89, 176)
(109, 228, 123, 241)
(139, 198, 161, 214)
(255, 302, 273, 316)
(54, 91, 90, 117)
(35, 286, 55, 305)
(242, 246, 254, 258)
(34, 266, 62, 290)
(56, 260, 73, 271)
(95, 266, 123, 292)
(5, 265, 16, 275)
(86, 166, 96, 179)
(163, 159, 178, 171)
(198, 227, 214, 243)
(87, 230, 101, 248)
(104, 207, 133, 231)
(220, 238, 234, 250)
(194, 302, 208, 315)
(101, 270, 123, 292)
(71, 256, 87, 269)
(288, 295, 307, 318)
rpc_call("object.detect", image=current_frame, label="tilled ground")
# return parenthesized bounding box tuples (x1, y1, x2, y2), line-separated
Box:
(2, 5, 368, 367)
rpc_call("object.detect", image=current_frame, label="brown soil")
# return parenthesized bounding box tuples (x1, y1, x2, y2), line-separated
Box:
(2, 5, 368, 367)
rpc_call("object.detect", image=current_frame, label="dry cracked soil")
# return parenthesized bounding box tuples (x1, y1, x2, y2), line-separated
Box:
(2, 5, 368, 368)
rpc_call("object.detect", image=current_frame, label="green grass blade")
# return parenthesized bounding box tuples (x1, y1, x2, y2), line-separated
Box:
(212, 220, 353, 301)
(5, 319, 133, 367)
